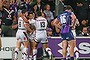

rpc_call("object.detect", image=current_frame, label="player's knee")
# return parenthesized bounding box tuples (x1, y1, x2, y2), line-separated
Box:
(15, 48, 19, 51)
(15, 48, 19, 55)
(23, 48, 28, 52)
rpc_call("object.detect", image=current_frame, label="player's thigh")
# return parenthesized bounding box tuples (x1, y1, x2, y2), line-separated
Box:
(33, 41, 38, 49)
(68, 40, 74, 48)
(22, 32, 28, 41)
(16, 41, 21, 48)
(23, 41, 29, 48)
(29, 40, 34, 49)
(41, 33, 48, 44)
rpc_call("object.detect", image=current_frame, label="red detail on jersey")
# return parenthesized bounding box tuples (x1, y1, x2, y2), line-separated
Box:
(36, 19, 46, 21)
(24, 37, 26, 40)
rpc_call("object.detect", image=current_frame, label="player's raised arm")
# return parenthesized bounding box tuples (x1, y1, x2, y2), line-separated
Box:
(20, 9, 29, 23)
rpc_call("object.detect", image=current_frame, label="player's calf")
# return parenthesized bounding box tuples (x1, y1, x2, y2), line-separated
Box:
(22, 48, 28, 60)
(33, 49, 37, 60)
(45, 48, 52, 59)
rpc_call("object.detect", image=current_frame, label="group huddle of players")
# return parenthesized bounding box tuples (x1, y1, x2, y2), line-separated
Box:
(14, 10, 52, 60)
(14, 5, 79, 60)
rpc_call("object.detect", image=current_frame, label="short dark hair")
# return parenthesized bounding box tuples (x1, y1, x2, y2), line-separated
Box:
(36, 11, 42, 16)
(22, 9, 27, 14)
(28, 11, 33, 15)
(64, 5, 73, 11)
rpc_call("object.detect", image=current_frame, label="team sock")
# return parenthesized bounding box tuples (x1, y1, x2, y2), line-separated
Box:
(33, 49, 37, 60)
(14, 48, 19, 59)
(45, 48, 52, 59)
(22, 48, 28, 60)
(63, 58, 66, 60)
(70, 57, 74, 60)
(29, 55, 32, 60)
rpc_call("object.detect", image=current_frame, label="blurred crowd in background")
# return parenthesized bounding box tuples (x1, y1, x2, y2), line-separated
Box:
(0, 0, 90, 37)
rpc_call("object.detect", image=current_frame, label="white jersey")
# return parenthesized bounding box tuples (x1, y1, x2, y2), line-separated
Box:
(34, 17, 48, 43)
(35, 17, 47, 30)
(16, 17, 28, 42)
(18, 17, 26, 29)
(29, 19, 35, 26)
(28, 19, 36, 41)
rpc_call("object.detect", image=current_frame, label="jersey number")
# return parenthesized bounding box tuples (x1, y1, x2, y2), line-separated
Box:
(60, 15, 66, 24)
(18, 22, 21, 27)
(40, 22, 45, 27)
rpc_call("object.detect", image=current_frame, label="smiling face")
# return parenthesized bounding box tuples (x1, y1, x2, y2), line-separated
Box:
(28, 13, 34, 19)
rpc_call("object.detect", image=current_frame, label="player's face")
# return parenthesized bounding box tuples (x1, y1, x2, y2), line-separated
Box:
(29, 14, 33, 19)
(68, 9, 72, 12)
(25, 12, 28, 17)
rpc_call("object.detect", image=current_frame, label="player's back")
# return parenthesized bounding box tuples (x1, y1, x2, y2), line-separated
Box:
(58, 11, 72, 34)
(18, 17, 26, 30)
(35, 17, 48, 43)
(35, 17, 47, 30)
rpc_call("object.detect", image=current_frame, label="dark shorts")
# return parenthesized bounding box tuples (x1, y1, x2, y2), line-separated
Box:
(61, 31, 74, 41)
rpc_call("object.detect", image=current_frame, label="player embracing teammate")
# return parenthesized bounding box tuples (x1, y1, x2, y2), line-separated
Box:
(14, 10, 53, 60)
(14, 5, 79, 60)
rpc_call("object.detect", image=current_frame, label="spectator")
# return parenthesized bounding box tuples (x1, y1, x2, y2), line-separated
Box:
(47, 28, 52, 37)
(32, 4, 38, 18)
(11, 20, 18, 37)
(50, 20, 60, 36)
(25, 0, 33, 12)
(79, 27, 89, 36)
(76, 19, 89, 36)
(35, 0, 44, 12)
(80, 19, 89, 29)
(75, 2, 88, 22)
(44, 4, 54, 28)
(19, 0, 26, 10)
(88, 4, 90, 26)
(10, 0, 18, 18)
(1, 0, 16, 37)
